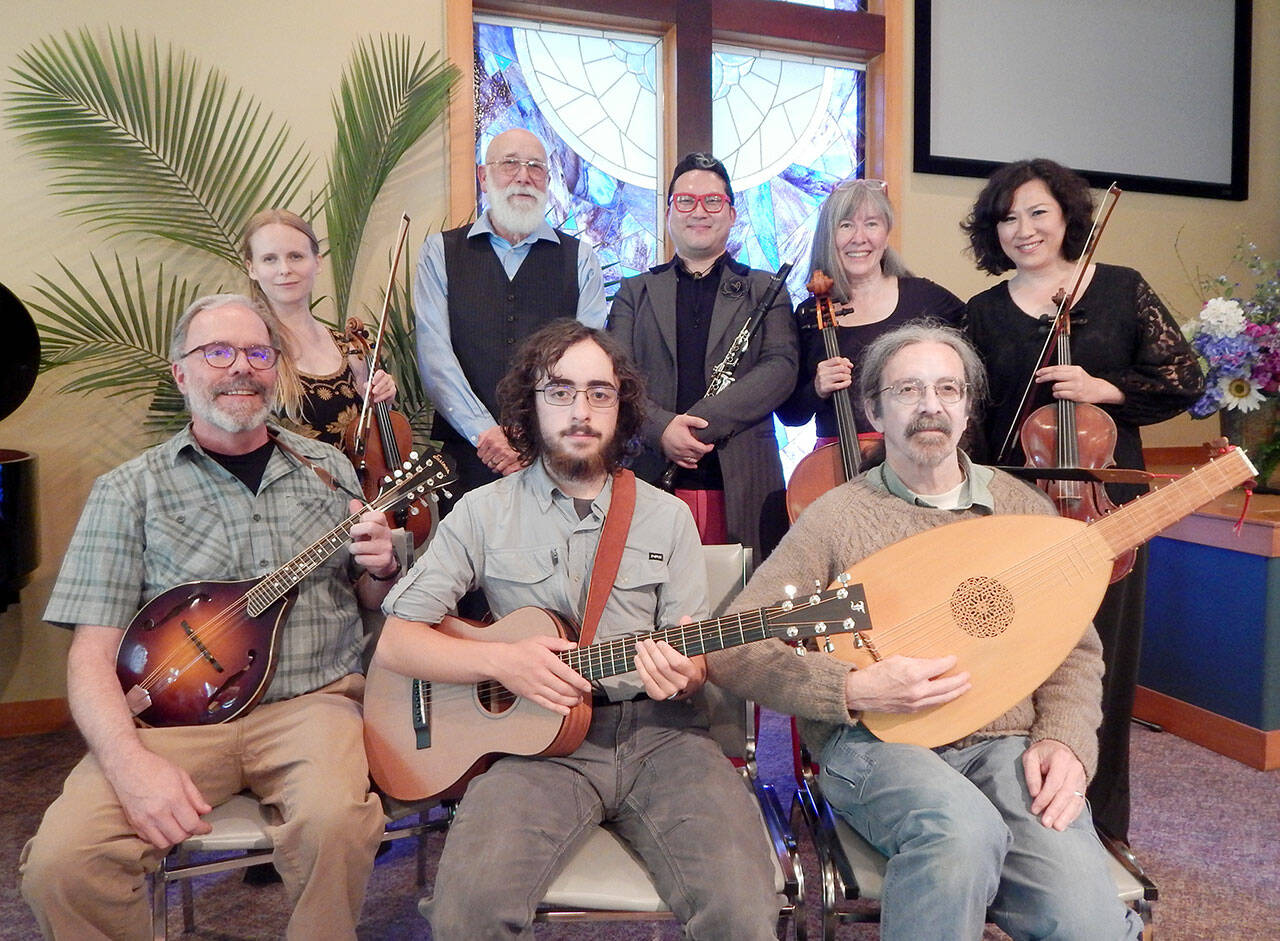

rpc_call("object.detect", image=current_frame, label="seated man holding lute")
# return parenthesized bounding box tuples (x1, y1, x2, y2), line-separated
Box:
(20, 294, 401, 939)
(708, 321, 1145, 939)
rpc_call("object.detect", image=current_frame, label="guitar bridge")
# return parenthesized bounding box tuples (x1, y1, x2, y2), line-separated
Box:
(411, 678, 431, 750)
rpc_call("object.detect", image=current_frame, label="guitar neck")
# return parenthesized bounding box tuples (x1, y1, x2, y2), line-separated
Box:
(561, 608, 773, 683)
(820, 323, 861, 479)
(1089, 448, 1255, 557)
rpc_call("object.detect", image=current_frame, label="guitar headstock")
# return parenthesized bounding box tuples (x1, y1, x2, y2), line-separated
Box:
(764, 573, 871, 644)
(375, 451, 456, 514)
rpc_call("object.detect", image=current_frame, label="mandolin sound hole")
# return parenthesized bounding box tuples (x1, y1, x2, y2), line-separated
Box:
(950, 576, 1014, 638)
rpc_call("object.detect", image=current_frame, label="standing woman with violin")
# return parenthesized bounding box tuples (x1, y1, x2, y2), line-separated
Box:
(778, 180, 964, 466)
(240, 209, 397, 445)
(961, 158, 1203, 842)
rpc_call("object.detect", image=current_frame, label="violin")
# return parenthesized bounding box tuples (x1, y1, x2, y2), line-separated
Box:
(785, 270, 880, 523)
(340, 214, 434, 549)
(1001, 184, 1134, 583)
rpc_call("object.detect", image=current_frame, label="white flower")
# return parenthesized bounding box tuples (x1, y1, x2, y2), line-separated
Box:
(1197, 297, 1247, 338)
(1219, 375, 1266, 411)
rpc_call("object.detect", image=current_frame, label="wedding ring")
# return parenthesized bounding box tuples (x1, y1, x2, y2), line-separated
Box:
(666, 692, 680, 701)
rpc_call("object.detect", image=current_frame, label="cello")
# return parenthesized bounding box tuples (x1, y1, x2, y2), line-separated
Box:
(341, 214, 434, 548)
(785, 270, 878, 523)
(996, 184, 1134, 583)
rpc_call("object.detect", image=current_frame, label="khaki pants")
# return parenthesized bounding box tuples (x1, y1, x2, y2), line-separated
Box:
(19, 674, 384, 940)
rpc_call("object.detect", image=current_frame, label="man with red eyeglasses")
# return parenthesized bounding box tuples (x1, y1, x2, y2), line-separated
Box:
(609, 152, 798, 558)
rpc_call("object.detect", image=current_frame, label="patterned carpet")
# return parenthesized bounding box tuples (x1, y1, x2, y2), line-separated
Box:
(2, 713, 1277, 939)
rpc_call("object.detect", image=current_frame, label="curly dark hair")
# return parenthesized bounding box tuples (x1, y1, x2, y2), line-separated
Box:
(495, 319, 647, 472)
(961, 158, 1095, 275)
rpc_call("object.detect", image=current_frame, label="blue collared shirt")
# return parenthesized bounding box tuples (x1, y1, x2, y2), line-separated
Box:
(412, 214, 608, 444)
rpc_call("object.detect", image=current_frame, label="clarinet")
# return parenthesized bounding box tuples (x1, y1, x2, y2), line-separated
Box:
(660, 262, 793, 490)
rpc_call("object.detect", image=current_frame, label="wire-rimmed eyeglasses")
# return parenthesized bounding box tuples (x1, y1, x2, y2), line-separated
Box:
(181, 343, 279, 370)
(875, 378, 969, 405)
(486, 157, 549, 182)
(536, 383, 620, 408)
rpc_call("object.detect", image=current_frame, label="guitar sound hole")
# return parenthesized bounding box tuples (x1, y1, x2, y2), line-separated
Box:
(479, 684, 518, 715)
(950, 576, 1014, 638)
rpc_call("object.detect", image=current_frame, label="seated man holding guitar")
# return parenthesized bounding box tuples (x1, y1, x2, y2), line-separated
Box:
(708, 322, 1145, 939)
(20, 294, 400, 939)
(374, 320, 780, 938)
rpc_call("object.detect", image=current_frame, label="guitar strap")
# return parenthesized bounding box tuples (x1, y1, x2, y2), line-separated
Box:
(267, 429, 364, 502)
(577, 468, 636, 646)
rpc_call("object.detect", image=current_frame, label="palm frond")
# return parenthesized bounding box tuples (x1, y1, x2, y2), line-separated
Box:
(27, 254, 201, 426)
(325, 35, 458, 318)
(6, 28, 312, 266)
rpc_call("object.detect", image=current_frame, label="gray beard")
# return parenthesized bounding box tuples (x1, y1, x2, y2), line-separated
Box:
(487, 188, 549, 241)
(186, 383, 273, 434)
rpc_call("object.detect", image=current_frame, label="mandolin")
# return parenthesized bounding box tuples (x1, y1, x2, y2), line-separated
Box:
(823, 446, 1256, 747)
(364, 582, 870, 801)
(116, 451, 454, 728)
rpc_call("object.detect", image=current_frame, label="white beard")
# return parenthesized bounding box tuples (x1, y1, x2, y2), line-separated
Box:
(187, 378, 274, 434)
(486, 181, 549, 241)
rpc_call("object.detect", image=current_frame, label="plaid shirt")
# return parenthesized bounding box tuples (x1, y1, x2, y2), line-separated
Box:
(45, 424, 365, 701)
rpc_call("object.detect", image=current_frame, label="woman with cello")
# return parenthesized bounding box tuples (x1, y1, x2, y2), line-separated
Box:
(961, 158, 1203, 843)
(240, 209, 397, 445)
(781, 179, 963, 518)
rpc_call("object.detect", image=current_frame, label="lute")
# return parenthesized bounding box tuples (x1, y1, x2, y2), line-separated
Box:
(364, 581, 870, 801)
(823, 446, 1256, 747)
(116, 451, 454, 728)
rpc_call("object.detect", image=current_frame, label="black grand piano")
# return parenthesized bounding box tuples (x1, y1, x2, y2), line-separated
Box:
(1, 281, 40, 611)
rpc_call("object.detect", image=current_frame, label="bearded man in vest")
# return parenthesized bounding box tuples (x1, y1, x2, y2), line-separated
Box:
(413, 128, 608, 506)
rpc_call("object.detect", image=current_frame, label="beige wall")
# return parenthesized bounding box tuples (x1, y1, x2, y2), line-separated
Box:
(3, 0, 1277, 707)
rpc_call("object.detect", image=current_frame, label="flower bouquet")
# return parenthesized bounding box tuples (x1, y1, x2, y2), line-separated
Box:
(1183, 242, 1280, 488)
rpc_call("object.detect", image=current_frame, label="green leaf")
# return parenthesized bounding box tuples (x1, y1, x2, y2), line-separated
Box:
(26, 253, 202, 428)
(324, 35, 458, 318)
(5, 28, 312, 266)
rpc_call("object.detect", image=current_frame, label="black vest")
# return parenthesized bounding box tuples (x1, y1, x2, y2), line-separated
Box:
(434, 224, 581, 438)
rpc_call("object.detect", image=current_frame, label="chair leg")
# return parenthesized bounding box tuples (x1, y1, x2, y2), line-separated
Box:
(151, 858, 169, 941)
(179, 848, 196, 933)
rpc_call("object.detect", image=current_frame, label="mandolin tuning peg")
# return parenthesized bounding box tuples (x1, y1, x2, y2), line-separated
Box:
(408, 505, 420, 516)
(784, 585, 796, 599)
(441, 488, 453, 500)
(409, 450, 419, 461)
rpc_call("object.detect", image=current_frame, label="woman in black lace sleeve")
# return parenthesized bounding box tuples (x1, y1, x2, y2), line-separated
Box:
(241, 209, 397, 446)
(777, 180, 964, 451)
(961, 158, 1204, 843)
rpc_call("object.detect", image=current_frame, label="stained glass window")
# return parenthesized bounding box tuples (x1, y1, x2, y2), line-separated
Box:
(473, 17, 662, 281)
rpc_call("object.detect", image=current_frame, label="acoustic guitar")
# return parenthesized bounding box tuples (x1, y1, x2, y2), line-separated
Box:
(824, 446, 1256, 747)
(116, 451, 454, 728)
(364, 583, 871, 801)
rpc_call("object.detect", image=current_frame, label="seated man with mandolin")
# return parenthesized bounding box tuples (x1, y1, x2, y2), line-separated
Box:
(20, 294, 400, 939)
(374, 320, 780, 938)
(708, 322, 1144, 939)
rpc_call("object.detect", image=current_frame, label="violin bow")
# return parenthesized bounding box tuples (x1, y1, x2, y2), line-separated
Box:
(994, 183, 1123, 464)
(350, 213, 413, 455)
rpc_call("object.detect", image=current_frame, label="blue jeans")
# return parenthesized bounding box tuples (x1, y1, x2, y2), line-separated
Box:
(819, 727, 1143, 941)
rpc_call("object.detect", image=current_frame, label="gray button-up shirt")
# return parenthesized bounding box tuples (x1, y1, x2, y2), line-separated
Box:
(44, 425, 366, 701)
(385, 460, 708, 699)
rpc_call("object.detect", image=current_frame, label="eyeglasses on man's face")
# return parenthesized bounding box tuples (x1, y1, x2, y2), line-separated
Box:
(181, 343, 279, 370)
(487, 157, 550, 182)
(670, 192, 730, 213)
(876, 378, 969, 405)
(536, 382, 620, 408)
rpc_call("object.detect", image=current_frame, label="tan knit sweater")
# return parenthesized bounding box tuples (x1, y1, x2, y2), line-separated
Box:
(707, 471, 1105, 778)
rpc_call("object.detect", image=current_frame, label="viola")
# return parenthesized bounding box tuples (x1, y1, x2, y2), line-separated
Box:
(340, 214, 434, 548)
(785, 270, 879, 523)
